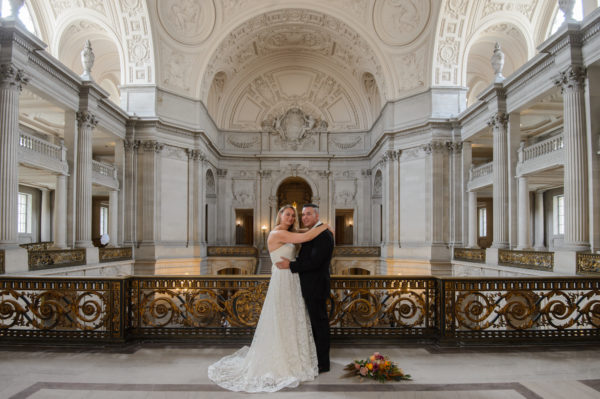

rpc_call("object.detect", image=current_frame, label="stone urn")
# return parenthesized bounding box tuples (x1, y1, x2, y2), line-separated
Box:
(558, 0, 576, 22)
(490, 42, 505, 82)
(80, 40, 95, 81)
(8, 0, 25, 19)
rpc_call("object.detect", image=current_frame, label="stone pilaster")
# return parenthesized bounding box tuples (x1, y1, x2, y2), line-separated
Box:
(40, 188, 51, 242)
(53, 174, 67, 248)
(109, 189, 118, 246)
(516, 176, 531, 250)
(381, 149, 400, 255)
(534, 190, 545, 251)
(0, 64, 27, 247)
(468, 191, 478, 248)
(75, 110, 97, 248)
(123, 139, 139, 246)
(137, 140, 163, 246)
(555, 65, 590, 251)
(489, 112, 509, 249)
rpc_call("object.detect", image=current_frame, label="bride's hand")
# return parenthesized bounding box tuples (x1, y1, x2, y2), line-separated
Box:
(323, 223, 334, 235)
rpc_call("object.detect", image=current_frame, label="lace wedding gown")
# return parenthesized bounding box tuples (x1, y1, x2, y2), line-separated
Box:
(208, 243, 318, 392)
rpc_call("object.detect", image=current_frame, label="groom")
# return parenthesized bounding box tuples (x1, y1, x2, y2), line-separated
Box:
(275, 203, 334, 373)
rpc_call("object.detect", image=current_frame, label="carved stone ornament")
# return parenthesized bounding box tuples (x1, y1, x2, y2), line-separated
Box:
(263, 108, 327, 150)
(373, 0, 431, 46)
(487, 112, 508, 129)
(124, 139, 140, 152)
(187, 149, 205, 161)
(490, 42, 505, 83)
(558, 0, 576, 23)
(0, 64, 28, 91)
(81, 40, 95, 81)
(141, 140, 164, 153)
(554, 65, 586, 93)
(156, 0, 216, 45)
(76, 111, 98, 128)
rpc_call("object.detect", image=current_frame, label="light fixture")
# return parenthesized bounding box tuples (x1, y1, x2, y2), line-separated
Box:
(261, 225, 267, 232)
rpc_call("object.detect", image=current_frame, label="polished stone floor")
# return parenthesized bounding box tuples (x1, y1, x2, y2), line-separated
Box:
(2, 344, 600, 398)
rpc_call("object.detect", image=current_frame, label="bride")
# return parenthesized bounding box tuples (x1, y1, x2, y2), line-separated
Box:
(208, 205, 331, 393)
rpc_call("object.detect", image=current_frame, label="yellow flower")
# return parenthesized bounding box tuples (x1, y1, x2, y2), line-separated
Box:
(366, 363, 373, 370)
(369, 355, 375, 362)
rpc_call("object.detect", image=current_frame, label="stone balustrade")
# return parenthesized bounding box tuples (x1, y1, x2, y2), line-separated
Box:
(470, 162, 493, 180)
(19, 241, 54, 251)
(91, 160, 118, 189)
(19, 131, 63, 161)
(520, 133, 564, 162)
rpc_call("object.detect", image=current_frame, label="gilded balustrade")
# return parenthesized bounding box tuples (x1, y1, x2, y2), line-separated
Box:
(577, 253, 600, 274)
(2, 275, 600, 344)
(28, 249, 86, 271)
(207, 246, 258, 257)
(0, 250, 4, 274)
(453, 248, 486, 263)
(442, 277, 600, 342)
(99, 247, 133, 263)
(19, 242, 53, 251)
(498, 249, 553, 271)
(0, 277, 126, 341)
(333, 247, 381, 257)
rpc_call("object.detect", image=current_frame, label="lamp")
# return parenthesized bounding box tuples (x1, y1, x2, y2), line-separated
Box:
(261, 225, 268, 252)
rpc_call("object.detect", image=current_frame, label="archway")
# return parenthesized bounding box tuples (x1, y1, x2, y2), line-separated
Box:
(276, 177, 313, 218)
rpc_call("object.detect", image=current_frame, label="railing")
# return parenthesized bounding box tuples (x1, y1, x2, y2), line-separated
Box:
(19, 131, 63, 162)
(0, 250, 4, 274)
(498, 249, 554, 271)
(333, 247, 381, 257)
(520, 134, 563, 162)
(99, 247, 133, 263)
(207, 246, 258, 257)
(469, 162, 493, 180)
(2, 275, 600, 344)
(577, 253, 600, 274)
(92, 160, 117, 178)
(453, 248, 486, 263)
(19, 242, 54, 251)
(28, 249, 86, 271)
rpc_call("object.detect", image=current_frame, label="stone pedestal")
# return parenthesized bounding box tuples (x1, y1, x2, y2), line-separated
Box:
(553, 250, 578, 275)
(2, 247, 28, 273)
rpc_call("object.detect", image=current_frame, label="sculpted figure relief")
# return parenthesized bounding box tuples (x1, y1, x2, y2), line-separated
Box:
(265, 108, 327, 150)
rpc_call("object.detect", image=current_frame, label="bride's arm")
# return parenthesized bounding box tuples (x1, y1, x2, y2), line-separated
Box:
(271, 224, 329, 244)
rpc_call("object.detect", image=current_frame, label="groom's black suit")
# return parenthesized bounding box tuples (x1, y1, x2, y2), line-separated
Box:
(290, 225, 334, 372)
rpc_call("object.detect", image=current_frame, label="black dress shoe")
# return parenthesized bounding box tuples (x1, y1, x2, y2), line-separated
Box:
(318, 367, 330, 374)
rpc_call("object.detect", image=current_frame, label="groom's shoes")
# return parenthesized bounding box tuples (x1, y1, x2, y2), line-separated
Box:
(318, 366, 330, 374)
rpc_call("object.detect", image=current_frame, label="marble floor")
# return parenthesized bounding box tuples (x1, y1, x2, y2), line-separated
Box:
(1, 344, 600, 398)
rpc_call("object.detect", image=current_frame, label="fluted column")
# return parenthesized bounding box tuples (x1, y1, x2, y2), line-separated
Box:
(40, 188, 51, 242)
(0, 64, 27, 247)
(53, 174, 67, 248)
(555, 66, 590, 251)
(109, 189, 118, 246)
(534, 190, 545, 250)
(468, 191, 478, 248)
(123, 139, 138, 246)
(75, 111, 97, 248)
(489, 112, 509, 249)
(382, 150, 400, 253)
(517, 176, 531, 250)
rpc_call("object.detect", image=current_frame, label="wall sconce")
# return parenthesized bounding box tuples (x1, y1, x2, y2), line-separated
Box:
(348, 220, 353, 227)
(236, 220, 241, 227)
(261, 225, 268, 252)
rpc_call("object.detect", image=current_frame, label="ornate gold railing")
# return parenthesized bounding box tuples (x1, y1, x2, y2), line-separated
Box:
(2, 275, 600, 344)
(19, 242, 53, 251)
(99, 247, 133, 263)
(441, 277, 600, 342)
(498, 249, 553, 271)
(28, 249, 86, 271)
(454, 248, 486, 263)
(0, 250, 4, 274)
(333, 246, 381, 257)
(0, 277, 126, 341)
(577, 253, 600, 274)
(207, 246, 258, 257)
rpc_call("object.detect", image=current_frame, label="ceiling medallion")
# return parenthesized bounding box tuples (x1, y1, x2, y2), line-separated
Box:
(262, 108, 328, 150)
(157, 0, 215, 45)
(373, 0, 431, 46)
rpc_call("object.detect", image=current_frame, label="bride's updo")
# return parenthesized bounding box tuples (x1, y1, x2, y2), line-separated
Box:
(275, 204, 299, 232)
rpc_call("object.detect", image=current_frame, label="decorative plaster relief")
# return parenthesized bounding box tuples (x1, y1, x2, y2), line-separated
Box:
(160, 45, 193, 93)
(373, 172, 382, 197)
(157, 0, 215, 45)
(434, 0, 468, 85)
(373, 0, 431, 46)
(263, 108, 327, 151)
(160, 145, 188, 161)
(329, 136, 362, 150)
(51, 0, 106, 17)
(232, 179, 255, 206)
(482, 0, 539, 22)
(226, 135, 260, 150)
(394, 50, 426, 92)
(334, 179, 357, 206)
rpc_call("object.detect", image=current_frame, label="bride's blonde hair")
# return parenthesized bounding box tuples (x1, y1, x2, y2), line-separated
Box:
(275, 204, 299, 232)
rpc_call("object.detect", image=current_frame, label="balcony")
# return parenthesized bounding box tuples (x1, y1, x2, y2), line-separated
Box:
(517, 133, 564, 176)
(92, 160, 119, 189)
(467, 161, 492, 191)
(18, 131, 68, 175)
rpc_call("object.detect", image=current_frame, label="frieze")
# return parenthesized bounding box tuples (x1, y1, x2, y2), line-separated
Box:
(216, 169, 228, 178)
(227, 135, 259, 149)
(330, 136, 362, 150)
(187, 149, 205, 161)
(161, 145, 188, 161)
(361, 169, 372, 177)
(258, 170, 272, 179)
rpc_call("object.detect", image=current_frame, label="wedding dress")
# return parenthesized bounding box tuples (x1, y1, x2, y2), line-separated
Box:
(208, 242, 319, 392)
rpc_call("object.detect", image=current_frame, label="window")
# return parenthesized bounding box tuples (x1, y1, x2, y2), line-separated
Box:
(18, 193, 32, 234)
(553, 195, 564, 235)
(99, 206, 109, 236)
(478, 207, 487, 237)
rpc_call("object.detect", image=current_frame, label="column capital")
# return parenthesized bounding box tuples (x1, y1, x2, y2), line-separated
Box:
(446, 141, 463, 153)
(216, 168, 227, 177)
(141, 140, 164, 153)
(124, 139, 140, 152)
(258, 169, 272, 179)
(0, 63, 28, 91)
(187, 149, 205, 161)
(554, 65, 586, 93)
(76, 110, 98, 128)
(487, 112, 508, 129)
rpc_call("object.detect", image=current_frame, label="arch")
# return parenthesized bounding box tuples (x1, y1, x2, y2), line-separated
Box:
(276, 177, 313, 212)
(205, 168, 216, 196)
(270, 173, 319, 204)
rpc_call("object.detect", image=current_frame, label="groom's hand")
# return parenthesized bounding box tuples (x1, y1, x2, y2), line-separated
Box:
(275, 257, 290, 269)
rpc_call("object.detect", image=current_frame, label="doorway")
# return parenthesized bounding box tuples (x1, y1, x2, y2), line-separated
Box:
(335, 209, 354, 245)
(276, 177, 312, 223)
(235, 209, 254, 245)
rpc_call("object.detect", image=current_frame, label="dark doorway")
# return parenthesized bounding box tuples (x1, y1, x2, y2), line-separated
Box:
(235, 209, 254, 245)
(276, 177, 312, 222)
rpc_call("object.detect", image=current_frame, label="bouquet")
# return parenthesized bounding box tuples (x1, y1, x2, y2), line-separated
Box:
(342, 352, 411, 383)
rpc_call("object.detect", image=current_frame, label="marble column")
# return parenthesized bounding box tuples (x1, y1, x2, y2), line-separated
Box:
(40, 188, 51, 242)
(53, 174, 67, 248)
(468, 191, 478, 248)
(123, 139, 138, 246)
(0, 64, 27, 247)
(382, 150, 400, 252)
(534, 190, 545, 251)
(74, 111, 97, 248)
(489, 112, 509, 249)
(461, 142, 473, 246)
(109, 189, 118, 246)
(555, 66, 589, 251)
(516, 176, 531, 250)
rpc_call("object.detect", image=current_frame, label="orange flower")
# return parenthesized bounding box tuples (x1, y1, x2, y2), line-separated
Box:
(366, 363, 373, 371)
(369, 355, 376, 362)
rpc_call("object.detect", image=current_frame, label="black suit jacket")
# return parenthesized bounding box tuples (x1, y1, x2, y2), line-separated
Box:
(290, 228, 334, 304)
